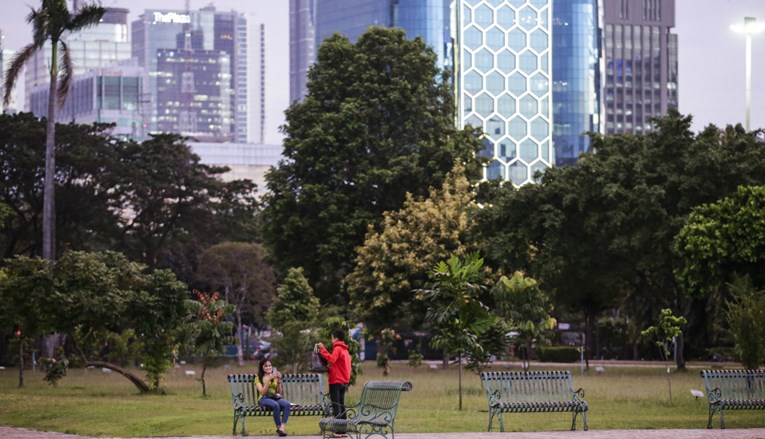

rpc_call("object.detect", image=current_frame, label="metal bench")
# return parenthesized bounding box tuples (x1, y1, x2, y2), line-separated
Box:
(480, 370, 588, 432)
(227, 373, 330, 435)
(319, 380, 413, 439)
(700, 369, 765, 429)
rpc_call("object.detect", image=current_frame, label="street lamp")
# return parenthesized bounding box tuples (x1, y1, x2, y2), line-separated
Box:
(731, 17, 765, 131)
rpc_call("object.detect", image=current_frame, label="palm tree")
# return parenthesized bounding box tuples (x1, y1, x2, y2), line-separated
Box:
(2, 0, 105, 260)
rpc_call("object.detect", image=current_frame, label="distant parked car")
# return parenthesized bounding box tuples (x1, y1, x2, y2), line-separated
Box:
(248, 340, 272, 361)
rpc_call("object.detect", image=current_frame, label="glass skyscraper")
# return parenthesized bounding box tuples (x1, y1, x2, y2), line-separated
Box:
(551, 0, 601, 166)
(24, 8, 132, 112)
(310, 0, 552, 185)
(602, 0, 677, 135)
(132, 7, 247, 142)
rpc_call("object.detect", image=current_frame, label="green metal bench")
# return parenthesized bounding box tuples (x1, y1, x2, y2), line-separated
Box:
(319, 380, 413, 439)
(480, 370, 588, 432)
(227, 373, 330, 435)
(700, 369, 765, 429)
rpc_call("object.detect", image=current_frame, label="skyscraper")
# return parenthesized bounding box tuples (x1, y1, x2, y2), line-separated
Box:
(306, 0, 553, 185)
(131, 7, 248, 142)
(551, 0, 602, 166)
(602, 0, 678, 135)
(290, 0, 317, 104)
(24, 8, 132, 112)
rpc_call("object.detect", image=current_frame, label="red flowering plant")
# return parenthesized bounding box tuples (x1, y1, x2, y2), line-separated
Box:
(187, 289, 235, 396)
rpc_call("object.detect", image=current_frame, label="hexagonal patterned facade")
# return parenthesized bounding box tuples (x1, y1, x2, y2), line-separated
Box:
(457, 0, 552, 186)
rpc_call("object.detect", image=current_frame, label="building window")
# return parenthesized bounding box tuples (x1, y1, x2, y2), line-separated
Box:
(643, 0, 661, 21)
(619, 0, 629, 19)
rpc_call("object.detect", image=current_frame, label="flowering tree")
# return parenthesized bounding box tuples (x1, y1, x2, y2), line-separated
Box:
(187, 290, 234, 396)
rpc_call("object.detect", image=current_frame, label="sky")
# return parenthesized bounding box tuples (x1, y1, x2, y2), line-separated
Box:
(1, 0, 765, 134)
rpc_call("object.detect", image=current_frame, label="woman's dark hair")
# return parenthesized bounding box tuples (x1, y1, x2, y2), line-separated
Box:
(257, 358, 271, 384)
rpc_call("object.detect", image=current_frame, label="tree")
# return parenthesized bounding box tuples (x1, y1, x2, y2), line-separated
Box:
(0, 113, 119, 259)
(2, 0, 105, 260)
(195, 242, 276, 366)
(186, 290, 235, 397)
(346, 162, 478, 333)
(472, 110, 765, 365)
(724, 275, 765, 369)
(0, 257, 53, 387)
(492, 271, 556, 372)
(674, 186, 765, 298)
(417, 252, 494, 411)
(641, 308, 687, 402)
(106, 134, 260, 278)
(0, 251, 190, 392)
(260, 27, 483, 303)
(266, 267, 321, 373)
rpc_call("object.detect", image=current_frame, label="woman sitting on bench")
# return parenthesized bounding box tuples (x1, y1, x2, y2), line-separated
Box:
(256, 359, 292, 437)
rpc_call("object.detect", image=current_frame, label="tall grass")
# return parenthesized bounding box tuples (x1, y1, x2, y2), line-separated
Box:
(0, 362, 762, 436)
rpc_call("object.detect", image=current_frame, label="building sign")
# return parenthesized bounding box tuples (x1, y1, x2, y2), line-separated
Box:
(152, 12, 191, 24)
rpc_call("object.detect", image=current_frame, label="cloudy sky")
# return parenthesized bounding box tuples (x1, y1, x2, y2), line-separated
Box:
(2, 0, 765, 133)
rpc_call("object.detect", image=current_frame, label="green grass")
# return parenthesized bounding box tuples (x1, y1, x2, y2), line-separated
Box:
(1, 362, 763, 436)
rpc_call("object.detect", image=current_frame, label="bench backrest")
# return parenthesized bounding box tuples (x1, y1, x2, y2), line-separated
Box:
(700, 369, 765, 400)
(228, 373, 325, 408)
(481, 371, 576, 403)
(356, 380, 413, 420)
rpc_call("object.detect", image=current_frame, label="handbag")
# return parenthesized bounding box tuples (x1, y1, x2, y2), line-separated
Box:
(265, 391, 282, 400)
(310, 344, 329, 372)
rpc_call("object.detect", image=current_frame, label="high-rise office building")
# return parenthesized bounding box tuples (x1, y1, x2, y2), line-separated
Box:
(551, 0, 602, 166)
(24, 8, 132, 112)
(1, 30, 20, 112)
(602, 0, 677, 135)
(29, 63, 145, 140)
(290, 0, 317, 104)
(307, 0, 553, 185)
(132, 7, 247, 142)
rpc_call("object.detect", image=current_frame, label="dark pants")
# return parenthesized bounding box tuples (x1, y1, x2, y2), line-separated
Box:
(329, 383, 349, 432)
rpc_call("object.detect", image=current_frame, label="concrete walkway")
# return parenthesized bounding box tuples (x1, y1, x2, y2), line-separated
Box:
(4, 427, 765, 439)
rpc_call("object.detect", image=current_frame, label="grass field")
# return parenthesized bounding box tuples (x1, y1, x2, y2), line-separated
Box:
(0, 361, 763, 436)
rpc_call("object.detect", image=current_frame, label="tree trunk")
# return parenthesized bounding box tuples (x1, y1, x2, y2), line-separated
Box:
(458, 352, 463, 411)
(675, 334, 686, 371)
(43, 44, 58, 261)
(235, 309, 244, 367)
(17, 339, 24, 388)
(86, 360, 150, 393)
(201, 360, 208, 397)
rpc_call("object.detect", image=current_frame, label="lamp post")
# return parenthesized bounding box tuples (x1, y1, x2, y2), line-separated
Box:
(731, 17, 765, 131)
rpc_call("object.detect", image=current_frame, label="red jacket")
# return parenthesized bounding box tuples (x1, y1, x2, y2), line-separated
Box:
(319, 341, 351, 384)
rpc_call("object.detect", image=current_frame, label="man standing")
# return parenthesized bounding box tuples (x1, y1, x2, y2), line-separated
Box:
(317, 329, 351, 438)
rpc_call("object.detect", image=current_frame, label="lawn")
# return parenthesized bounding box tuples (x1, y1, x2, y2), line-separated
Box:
(0, 361, 762, 436)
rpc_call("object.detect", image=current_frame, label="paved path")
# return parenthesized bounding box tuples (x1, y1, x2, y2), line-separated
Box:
(4, 427, 765, 439)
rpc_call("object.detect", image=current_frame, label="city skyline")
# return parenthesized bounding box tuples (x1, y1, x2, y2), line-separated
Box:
(1, 0, 764, 135)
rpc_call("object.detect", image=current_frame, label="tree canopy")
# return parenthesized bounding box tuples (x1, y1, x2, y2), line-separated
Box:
(346, 162, 478, 332)
(260, 27, 483, 303)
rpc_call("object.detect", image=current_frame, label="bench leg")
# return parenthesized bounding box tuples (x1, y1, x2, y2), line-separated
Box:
(707, 404, 723, 429)
(232, 412, 246, 436)
(571, 410, 588, 431)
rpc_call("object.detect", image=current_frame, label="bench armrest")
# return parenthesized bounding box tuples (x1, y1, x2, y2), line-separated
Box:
(707, 387, 722, 404)
(572, 388, 586, 403)
(487, 389, 502, 408)
(356, 404, 397, 425)
(232, 392, 246, 411)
